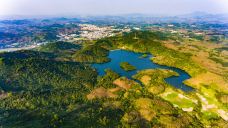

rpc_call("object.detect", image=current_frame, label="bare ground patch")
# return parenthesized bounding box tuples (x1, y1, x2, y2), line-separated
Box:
(113, 77, 138, 90)
(87, 87, 118, 100)
(140, 75, 151, 85)
(0, 92, 8, 99)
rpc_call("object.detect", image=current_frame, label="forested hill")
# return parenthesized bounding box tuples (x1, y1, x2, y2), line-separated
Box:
(0, 41, 101, 127)
(0, 31, 227, 127)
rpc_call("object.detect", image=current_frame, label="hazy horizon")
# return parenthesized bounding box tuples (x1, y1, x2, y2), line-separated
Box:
(0, 0, 228, 17)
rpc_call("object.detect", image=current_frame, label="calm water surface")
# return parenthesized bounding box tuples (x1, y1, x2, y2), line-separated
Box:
(92, 50, 193, 91)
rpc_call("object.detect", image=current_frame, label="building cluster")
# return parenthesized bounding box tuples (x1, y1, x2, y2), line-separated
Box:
(59, 24, 131, 41)
(79, 24, 115, 40)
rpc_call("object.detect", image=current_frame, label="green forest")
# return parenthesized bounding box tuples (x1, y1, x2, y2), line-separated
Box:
(0, 31, 227, 127)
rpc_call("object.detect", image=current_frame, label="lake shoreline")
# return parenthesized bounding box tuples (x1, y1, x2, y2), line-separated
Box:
(93, 49, 193, 92)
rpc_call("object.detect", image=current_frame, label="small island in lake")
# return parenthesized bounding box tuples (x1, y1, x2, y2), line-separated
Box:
(120, 62, 136, 71)
(140, 54, 148, 58)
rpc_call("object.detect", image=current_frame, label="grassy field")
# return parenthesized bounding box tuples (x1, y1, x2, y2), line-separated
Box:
(163, 39, 228, 93)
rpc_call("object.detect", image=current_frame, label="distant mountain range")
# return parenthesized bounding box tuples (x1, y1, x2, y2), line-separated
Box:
(0, 12, 228, 24)
(91, 12, 228, 24)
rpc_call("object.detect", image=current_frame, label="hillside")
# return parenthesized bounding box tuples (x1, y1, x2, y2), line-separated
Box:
(0, 31, 227, 127)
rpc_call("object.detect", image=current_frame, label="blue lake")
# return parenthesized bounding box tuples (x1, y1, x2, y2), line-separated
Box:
(92, 50, 193, 91)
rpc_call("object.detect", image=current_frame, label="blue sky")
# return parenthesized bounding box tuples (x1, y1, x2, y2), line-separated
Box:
(0, 0, 228, 16)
